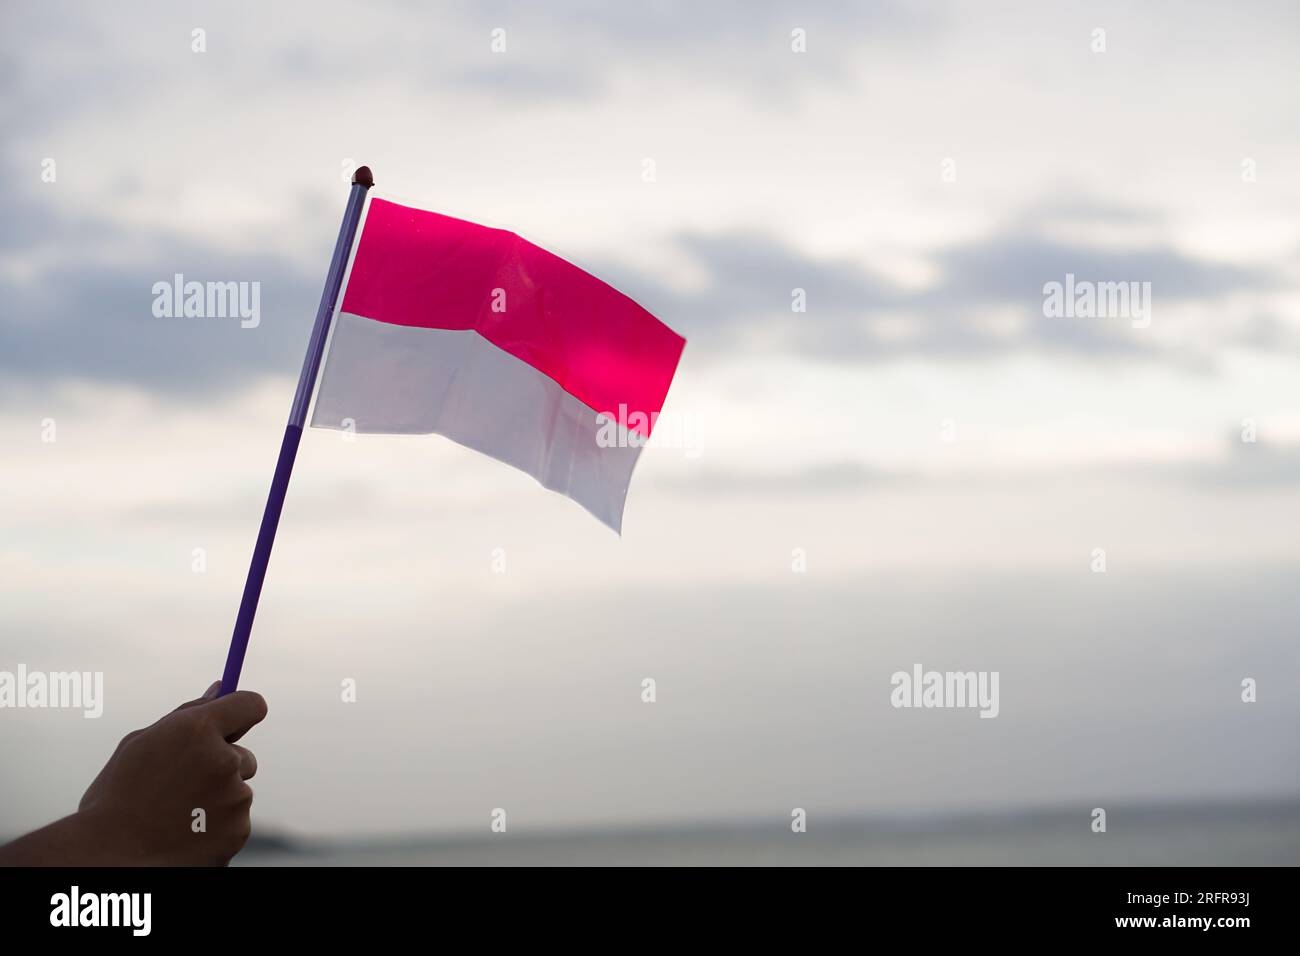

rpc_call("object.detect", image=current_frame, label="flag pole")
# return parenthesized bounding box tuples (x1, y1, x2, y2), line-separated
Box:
(218, 166, 375, 696)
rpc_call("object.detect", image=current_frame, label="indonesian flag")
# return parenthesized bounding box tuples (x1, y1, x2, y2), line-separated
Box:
(311, 197, 686, 532)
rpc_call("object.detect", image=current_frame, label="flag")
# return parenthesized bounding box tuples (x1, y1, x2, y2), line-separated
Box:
(310, 197, 686, 532)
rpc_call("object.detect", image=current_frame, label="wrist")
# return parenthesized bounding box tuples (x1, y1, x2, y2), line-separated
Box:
(72, 804, 154, 866)
(0, 808, 134, 867)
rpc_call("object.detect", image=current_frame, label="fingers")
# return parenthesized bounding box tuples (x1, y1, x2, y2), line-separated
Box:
(171, 681, 222, 715)
(231, 745, 257, 780)
(197, 690, 269, 742)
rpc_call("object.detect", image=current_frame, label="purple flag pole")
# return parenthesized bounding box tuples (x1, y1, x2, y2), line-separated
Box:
(218, 166, 375, 696)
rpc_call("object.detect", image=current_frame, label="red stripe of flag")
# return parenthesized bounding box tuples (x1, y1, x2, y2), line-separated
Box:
(341, 198, 685, 437)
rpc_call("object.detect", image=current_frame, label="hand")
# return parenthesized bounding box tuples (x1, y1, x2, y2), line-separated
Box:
(75, 682, 268, 866)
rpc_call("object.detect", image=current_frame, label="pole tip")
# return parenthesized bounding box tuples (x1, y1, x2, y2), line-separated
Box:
(352, 166, 374, 188)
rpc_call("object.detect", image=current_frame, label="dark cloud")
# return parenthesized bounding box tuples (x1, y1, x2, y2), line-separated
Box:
(605, 219, 1283, 363)
(0, 182, 1290, 398)
(925, 232, 1270, 307)
(0, 186, 321, 397)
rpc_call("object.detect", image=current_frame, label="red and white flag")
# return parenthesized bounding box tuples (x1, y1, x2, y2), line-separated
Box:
(311, 197, 686, 532)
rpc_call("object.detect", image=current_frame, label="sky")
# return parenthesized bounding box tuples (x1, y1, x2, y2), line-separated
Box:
(2, 0, 1299, 839)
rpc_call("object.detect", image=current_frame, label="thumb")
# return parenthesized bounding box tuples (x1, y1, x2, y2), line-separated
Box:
(172, 680, 222, 714)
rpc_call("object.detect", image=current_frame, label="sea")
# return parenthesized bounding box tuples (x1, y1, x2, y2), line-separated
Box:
(236, 798, 1300, 866)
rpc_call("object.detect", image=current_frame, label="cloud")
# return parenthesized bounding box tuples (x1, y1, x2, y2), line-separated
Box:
(2, 182, 1291, 399)
(924, 231, 1272, 308)
(0, 0, 927, 130)
(0, 182, 323, 396)
(1167, 437, 1300, 490)
(2, 2, 1295, 397)
(608, 215, 1285, 363)
(656, 460, 905, 497)
(655, 437, 1300, 501)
